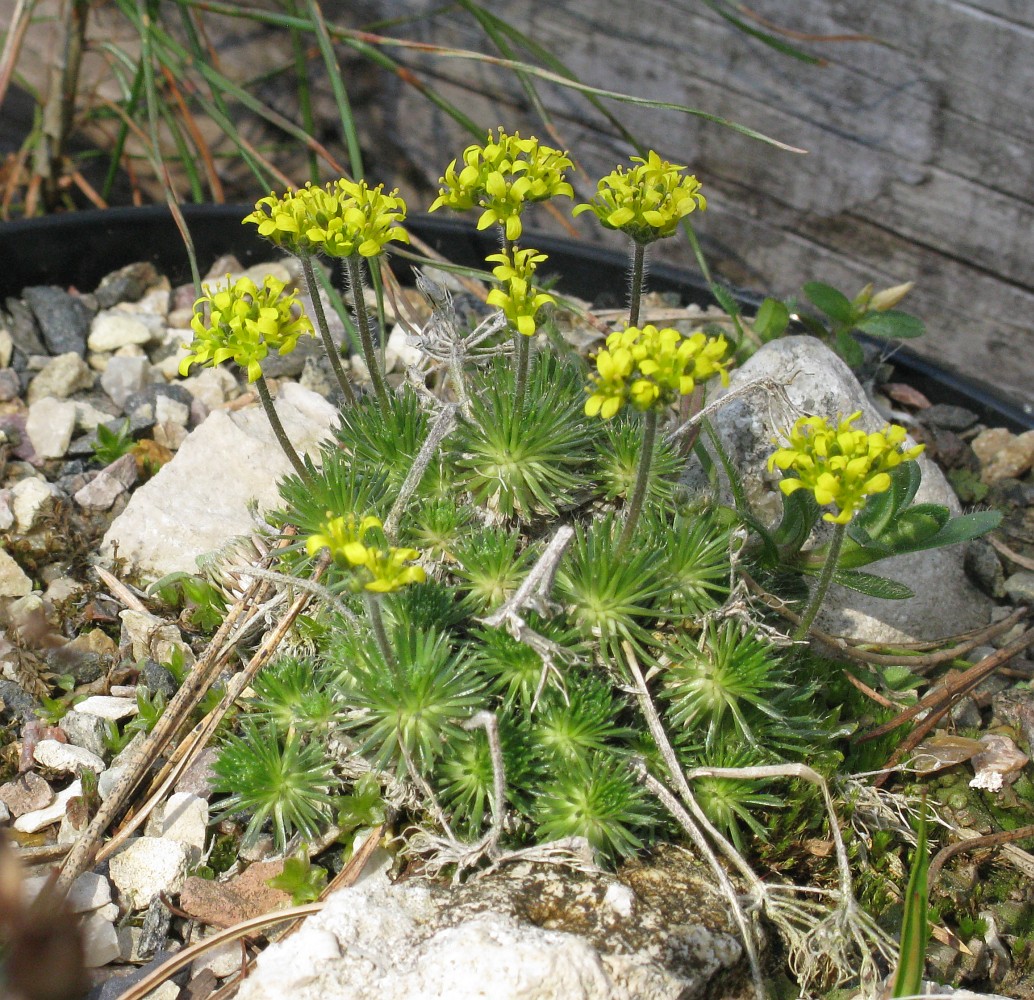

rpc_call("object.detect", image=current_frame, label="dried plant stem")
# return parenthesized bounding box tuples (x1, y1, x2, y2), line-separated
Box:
(57, 577, 269, 889)
(254, 374, 312, 484)
(99, 559, 330, 862)
(298, 253, 356, 403)
(383, 403, 458, 540)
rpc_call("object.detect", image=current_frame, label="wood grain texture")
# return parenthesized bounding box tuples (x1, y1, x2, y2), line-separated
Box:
(377, 0, 1034, 408)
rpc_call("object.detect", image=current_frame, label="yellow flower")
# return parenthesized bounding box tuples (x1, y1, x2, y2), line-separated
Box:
(429, 128, 573, 240)
(244, 179, 410, 259)
(485, 246, 556, 337)
(573, 151, 706, 244)
(179, 275, 313, 383)
(584, 325, 729, 419)
(348, 545, 427, 593)
(767, 412, 924, 523)
(305, 513, 384, 562)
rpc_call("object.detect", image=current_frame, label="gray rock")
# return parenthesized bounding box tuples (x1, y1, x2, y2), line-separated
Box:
(0, 367, 24, 401)
(74, 470, 128, 511)
(0, 327, 13, 367)
(123, 382, 194, 420)
(108, 836, 189, 911)
(3, 297, 46, 364)
(61, 708, 110, 758)
(25, 396, 78, 459)
(94, 262, 161, 309)
(89, 951, 188, 1000)
(920, 404, 979, 431)
(237, 847, 747, 1000)
(139, 658, 177, 699)
(0, 800, 9, 823)
(26, 352, 95, 404)
(688, 336, 993, 645)
(102, 382, 337, 579)
(100, 354, 150, 409)
(22, 285, 94, 356)
(964, 540, 1006, 599)
(173, 747, 219, 800)
(1004, 571, 1034, 604)
(0, 678, 42, 724)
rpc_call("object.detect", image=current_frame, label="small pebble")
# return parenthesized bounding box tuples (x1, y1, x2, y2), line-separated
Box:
(1003, 571, 1034, 604)
(73, 695, 139, 721)
(88, 313, 152, 353)
(13, 779, 82, 833)
(33, 738, 107, 776)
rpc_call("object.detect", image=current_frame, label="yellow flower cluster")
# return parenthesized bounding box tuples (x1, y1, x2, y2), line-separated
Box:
(585, 325, 730, 419)
(485, 247, 556, 337)
(244, 179, 410, 258)
(180, 275, 313, 383)
(768, 412, 925, 524)
(305, 513, 426, 593)
(428, 129, 574, 240)
(573, 151, 706, 244)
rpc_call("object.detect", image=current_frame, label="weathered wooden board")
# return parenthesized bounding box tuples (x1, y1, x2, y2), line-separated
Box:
(375, 0, 1034, 410)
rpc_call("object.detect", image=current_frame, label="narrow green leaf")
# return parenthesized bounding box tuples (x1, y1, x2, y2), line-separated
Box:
(803, 281, 856, 324)
(892, 799, 929, 997)
(856, 309, 925, 340)
(832, 570, 914, 600)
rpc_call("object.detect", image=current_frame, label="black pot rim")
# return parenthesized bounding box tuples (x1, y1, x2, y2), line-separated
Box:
(2, 203, 1030, 431)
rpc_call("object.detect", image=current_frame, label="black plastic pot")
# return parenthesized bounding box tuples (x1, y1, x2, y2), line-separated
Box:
(2, 205, 1030, 431)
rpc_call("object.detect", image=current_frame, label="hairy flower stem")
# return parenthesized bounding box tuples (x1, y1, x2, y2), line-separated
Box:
(254, 374, 311, 485)
(364, 592, 396, 671)
(343, 255, 390, 415)
(628, 241, 646, 327)
(298, 254, 356, 404)
(513, 331, 530, 416)
(793, 521, 847, 641)
(618, 408, 658, 553)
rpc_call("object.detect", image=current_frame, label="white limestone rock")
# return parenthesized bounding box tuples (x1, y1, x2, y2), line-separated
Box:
(11, 476, 61, 531)
(102, 382, 337, 580)
(25, 397, 78, 458)
(145, 792, 209, 865)
(88, 313, 153, 352)
(109, 836, 189, 911)
(0, 547, 32, 597)
(23, 871, 112, 913)
(32, 738, 107, 776)
(685, 336, 992, 645)
(26, 352, 95, 404)
(80, 909, 122, 967)
(236, 847, 745, 1000)
(74, 695, 139, 721)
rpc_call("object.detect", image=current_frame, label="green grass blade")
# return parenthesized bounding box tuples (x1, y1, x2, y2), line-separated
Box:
(303, 0, 363, 179)
(699, 0, 824, 65)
